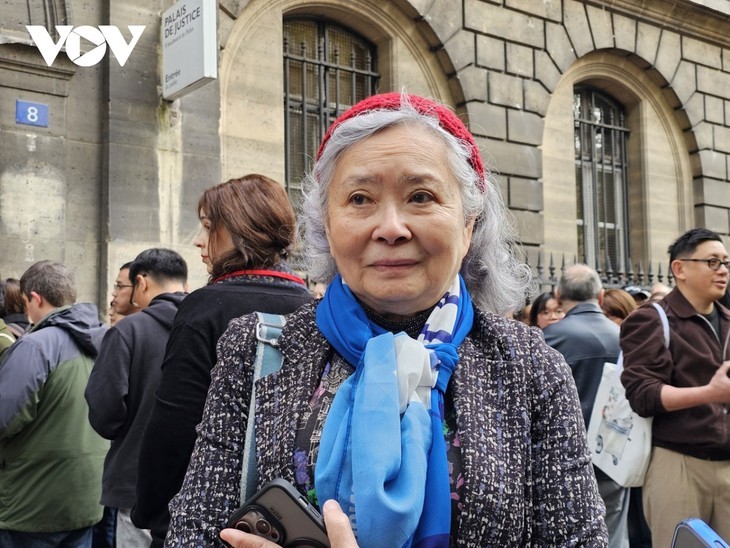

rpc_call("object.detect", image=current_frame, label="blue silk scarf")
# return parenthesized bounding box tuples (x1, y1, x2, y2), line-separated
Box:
(314, 274, 473, 547)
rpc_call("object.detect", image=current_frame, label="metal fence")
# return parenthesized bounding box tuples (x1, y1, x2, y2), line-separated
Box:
(527, 252, 674, 295)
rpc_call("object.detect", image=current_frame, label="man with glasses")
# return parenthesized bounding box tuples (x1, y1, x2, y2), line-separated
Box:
(110, 262, 141, 325)
(620, 228, 730, 547)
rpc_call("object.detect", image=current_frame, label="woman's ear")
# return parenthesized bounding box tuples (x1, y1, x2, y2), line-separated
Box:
(324, 216, 333, 247)
(462, 217, 476, 250)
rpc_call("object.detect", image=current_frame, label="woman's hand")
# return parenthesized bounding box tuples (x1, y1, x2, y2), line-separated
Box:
(219, 500, 358, 548)
(319, 500, 358, 547)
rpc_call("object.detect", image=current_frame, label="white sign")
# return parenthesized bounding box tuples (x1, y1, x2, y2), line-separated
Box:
(162, 0, 217, 101)
(26, 25, 145, 67)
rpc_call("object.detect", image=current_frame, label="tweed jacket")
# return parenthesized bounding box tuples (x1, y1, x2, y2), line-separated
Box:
(166, 301, 608, 547)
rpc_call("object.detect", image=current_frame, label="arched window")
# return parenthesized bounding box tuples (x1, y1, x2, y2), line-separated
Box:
(283, 18, 379, 208)
(573, 87, 630, 274)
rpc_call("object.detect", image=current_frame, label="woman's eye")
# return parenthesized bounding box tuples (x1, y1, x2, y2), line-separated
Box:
(349, 194, 369, 205)
(411, 192, 434, 204)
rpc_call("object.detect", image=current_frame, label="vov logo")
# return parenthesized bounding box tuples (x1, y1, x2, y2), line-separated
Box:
(26, 25, 146, 67)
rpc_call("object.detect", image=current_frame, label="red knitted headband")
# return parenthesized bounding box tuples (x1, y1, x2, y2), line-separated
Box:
(316, 92, 487, 192)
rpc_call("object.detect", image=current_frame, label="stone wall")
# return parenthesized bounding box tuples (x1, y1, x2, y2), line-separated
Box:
(1, 0, 729, 312)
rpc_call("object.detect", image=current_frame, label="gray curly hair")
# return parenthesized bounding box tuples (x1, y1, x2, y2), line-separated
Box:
(300, 97, 533, 315)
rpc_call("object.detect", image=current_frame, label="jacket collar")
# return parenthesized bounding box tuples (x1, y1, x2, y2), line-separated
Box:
(663, 286, 730, 320)
(563, 301, 603, 317)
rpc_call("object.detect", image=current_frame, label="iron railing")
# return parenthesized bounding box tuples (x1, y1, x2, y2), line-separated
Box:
(527, 252, 673, 295)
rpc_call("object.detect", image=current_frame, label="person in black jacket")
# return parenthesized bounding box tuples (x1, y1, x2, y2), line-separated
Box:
(86, 248, 188, 547)
(132, 174, 312, 546)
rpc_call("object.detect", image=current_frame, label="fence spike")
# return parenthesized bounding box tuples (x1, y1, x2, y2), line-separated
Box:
(605, 254, 614, 287)
(549, 253, 556, 283)
(625, 259, 635, 286)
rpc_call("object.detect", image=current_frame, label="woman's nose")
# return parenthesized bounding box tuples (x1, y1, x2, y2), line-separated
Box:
(193, 232, 204, 248)
(372, 204, 411, 244)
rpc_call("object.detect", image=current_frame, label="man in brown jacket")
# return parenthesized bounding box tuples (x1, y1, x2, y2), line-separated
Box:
(620, 227, 730, 546)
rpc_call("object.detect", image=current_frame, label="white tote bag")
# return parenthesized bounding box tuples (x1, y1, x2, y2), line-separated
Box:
(586, 303, 669, 488)
(586, 359, 652, 487)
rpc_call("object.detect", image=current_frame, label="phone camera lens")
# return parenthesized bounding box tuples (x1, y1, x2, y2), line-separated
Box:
(255, 519, 271, 535)
(234, 521, 252, 533)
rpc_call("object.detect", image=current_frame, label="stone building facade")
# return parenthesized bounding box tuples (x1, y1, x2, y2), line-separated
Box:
(1, 0, 729, 310)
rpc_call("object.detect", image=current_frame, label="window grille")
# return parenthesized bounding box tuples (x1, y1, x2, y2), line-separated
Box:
(573, 88, 630, 275)
(283, 18, 379, 210)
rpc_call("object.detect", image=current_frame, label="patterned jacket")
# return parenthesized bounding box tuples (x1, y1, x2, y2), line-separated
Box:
(166, 301, 608, 547)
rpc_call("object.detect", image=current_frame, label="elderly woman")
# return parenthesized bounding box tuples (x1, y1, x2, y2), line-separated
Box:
(166, 93, 607, 547)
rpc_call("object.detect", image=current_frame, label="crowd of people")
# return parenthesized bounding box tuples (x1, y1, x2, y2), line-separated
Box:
(0, 93, 728, 548)
(515, 232, 730, 548)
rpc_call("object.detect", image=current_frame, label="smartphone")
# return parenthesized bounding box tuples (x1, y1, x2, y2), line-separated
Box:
(226, 478, 330, 548)
(671, 518, 729, 548)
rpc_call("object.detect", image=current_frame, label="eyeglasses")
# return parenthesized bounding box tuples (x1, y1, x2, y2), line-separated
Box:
(113, 283, 134, 291)
(678, 258, 730, 271)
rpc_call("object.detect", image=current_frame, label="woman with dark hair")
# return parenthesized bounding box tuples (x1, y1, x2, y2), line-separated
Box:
(528, 291, 564, 330)
(132, 174, 313, 547)
(194, 176, 302, 281)
(2, 278, 31, 337)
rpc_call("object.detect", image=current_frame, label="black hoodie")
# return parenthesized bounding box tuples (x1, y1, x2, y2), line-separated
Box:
(85, 291, 187, 508)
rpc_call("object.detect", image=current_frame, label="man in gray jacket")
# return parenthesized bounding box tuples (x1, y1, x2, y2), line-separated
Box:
(85, 248, 187, 548)
(544, 263, 628, 548)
